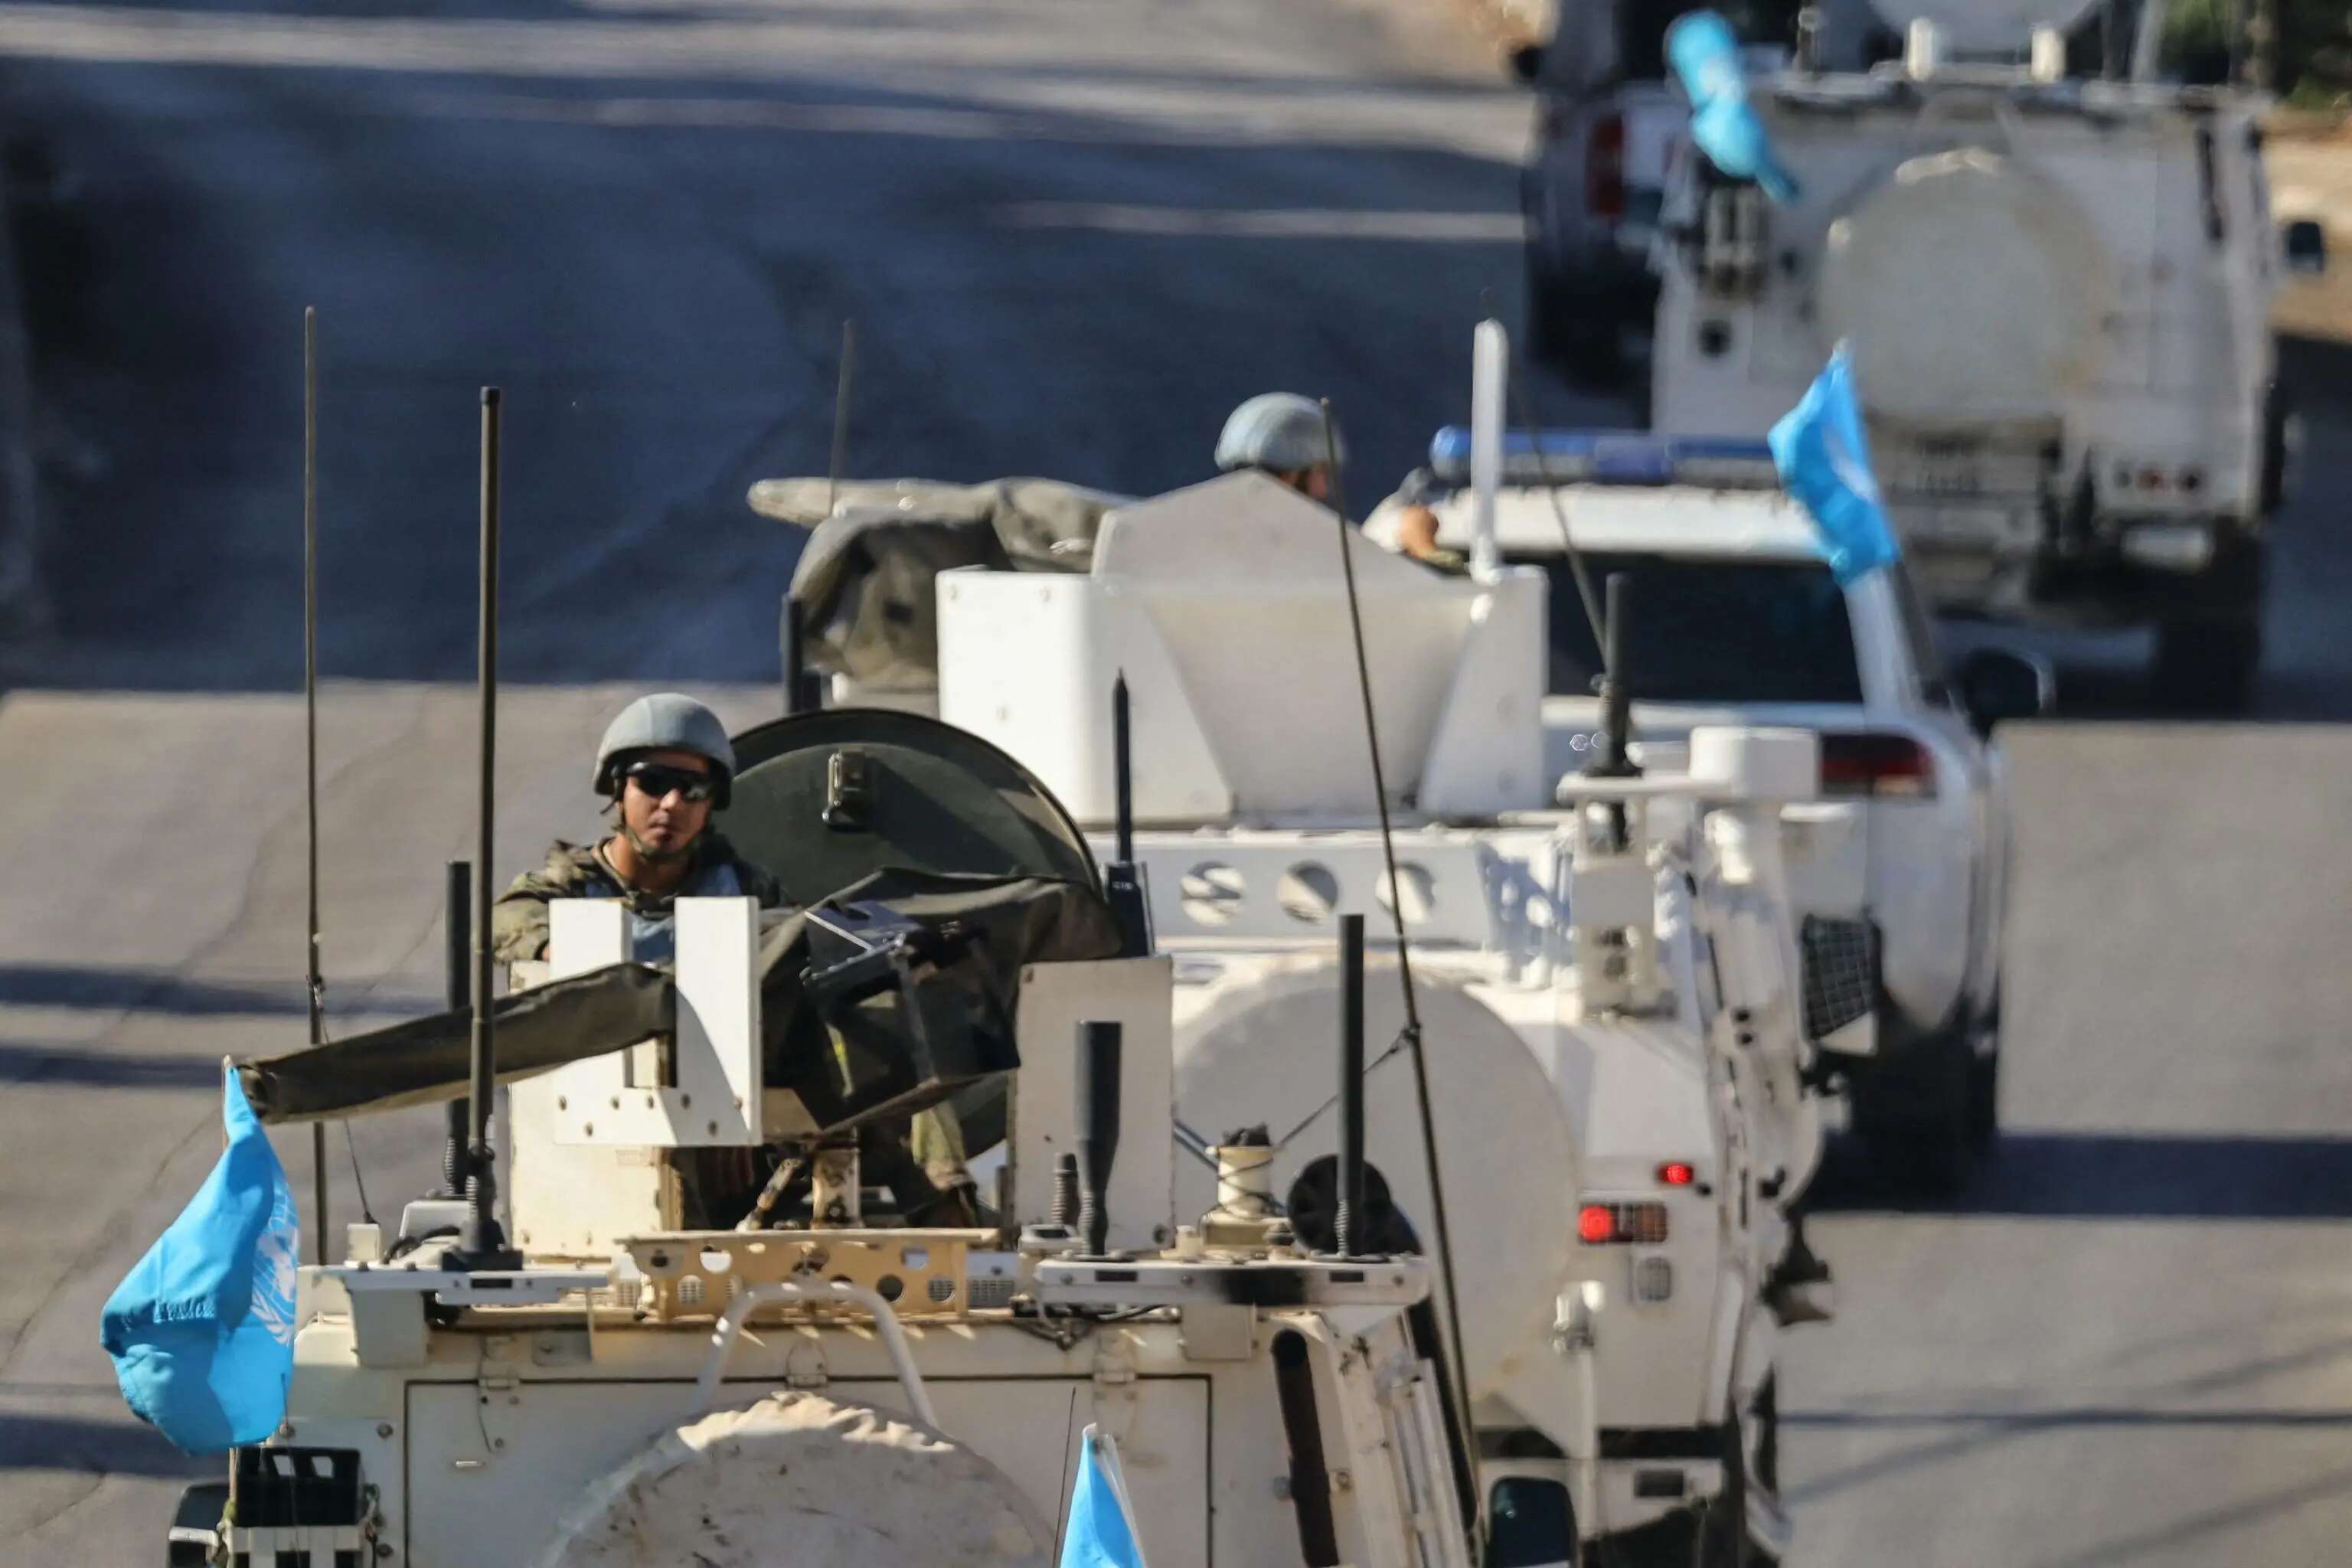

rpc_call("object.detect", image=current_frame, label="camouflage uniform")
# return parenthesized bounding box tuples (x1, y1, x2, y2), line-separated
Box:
(489, 834, 786, 966)
(491, 833, 975, 1214)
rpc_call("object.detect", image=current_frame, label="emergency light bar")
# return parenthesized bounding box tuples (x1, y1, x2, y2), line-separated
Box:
(1427, 428, 1778, 491)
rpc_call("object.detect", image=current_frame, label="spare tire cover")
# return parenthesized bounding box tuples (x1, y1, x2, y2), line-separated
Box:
(534, 1392, 1052, 1567)
(1172, 956, 1579, 1428)
(1818, 148, 2115, 426)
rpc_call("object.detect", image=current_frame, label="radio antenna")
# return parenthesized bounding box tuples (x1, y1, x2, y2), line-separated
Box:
(826, 318, 858, 517)
(1317, 397, 1482, 1547)
(453, 387, 520, 1272)
(303, 307, 328, 1264)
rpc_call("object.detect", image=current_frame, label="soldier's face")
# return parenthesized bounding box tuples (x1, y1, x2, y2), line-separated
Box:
(621, 748, 714, 856)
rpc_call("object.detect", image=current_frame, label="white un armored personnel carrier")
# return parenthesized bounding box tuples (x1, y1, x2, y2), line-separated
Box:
(929, 463, 1849, 1566)
(1651, 0, 2314, 709)
(169, 712, 1481, 1568)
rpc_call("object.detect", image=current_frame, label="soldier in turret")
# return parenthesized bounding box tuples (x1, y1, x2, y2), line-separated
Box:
(1215, 393, 1462, 569)
(492, 692, 979, 1226)
(491, 693, 781, 966)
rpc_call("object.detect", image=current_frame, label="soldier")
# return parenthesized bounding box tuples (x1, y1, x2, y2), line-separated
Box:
(1214, 391, 1343, 504)
(1215, 393, 1462, 568)
(492, 693, 978, 1225)
(491, 692, 779, 967)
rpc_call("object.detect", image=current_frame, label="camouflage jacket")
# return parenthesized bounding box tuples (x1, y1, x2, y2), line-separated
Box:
(489, 834, 788, 965)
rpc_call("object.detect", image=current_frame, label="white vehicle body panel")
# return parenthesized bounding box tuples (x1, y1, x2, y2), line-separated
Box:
(1651, 67, 2283, 619)
(934, 473, 1838, 1547)
(1370, 478, 2004, 1046)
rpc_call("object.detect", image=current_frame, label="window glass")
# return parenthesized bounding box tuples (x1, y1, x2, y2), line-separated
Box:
(1489, 1477, 1576, 1568)
(1527, 551, 1864, 704)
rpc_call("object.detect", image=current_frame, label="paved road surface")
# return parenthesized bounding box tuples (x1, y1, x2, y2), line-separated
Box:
(1, 2, 2349, 1563)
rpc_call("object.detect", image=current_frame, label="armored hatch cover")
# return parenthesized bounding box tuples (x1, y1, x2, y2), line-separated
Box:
(717, 707, 1099, 904)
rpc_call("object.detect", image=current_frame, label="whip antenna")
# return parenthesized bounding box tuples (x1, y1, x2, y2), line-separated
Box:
(1316, 397, 1482, 1544)
(826, 318, 858, 517)
(302, 307, 333, 1264)
(453, 387, 520, 1272)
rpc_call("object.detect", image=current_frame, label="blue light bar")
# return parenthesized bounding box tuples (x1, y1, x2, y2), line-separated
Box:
(1426, 428, 1779, 490)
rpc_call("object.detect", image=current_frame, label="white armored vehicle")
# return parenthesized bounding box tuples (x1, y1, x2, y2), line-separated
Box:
(931, 466, 1850, 1565)
(168, 710, 1482, 1567)
(1651, 1, 2312, 708)
(1367, 423, 2052, 1193)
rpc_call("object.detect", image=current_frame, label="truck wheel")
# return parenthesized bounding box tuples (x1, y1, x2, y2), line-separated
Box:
(1850, 1028, 1974, 1200)
(2259, 380, 2292, 517)
(2152, 614, 2261, 714)
(1695, 1400, 1779, 1568)
(1968, 1047, 2000, 1152)
(2152, 529, 2265, 714)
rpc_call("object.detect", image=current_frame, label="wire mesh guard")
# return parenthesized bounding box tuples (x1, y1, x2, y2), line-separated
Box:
(1798, 915, 1880, 1043)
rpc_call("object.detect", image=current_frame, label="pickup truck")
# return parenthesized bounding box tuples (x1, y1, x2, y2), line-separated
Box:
(1370, 430, 2051, 1193)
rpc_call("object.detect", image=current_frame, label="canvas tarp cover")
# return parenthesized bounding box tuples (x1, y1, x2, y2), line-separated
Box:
(756, 477, 1129, 691)
(235, 871, 1120, 1125)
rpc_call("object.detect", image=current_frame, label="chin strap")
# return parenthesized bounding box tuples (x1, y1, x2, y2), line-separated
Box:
(622, 823, 696, 866)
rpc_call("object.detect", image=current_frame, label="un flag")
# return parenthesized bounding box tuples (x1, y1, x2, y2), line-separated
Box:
(1060, 1425, 1148, 1568)
(1770, 344, 1903, 587)
(100, 1065, 300, 1452)
(1667, 10, 1800, 204)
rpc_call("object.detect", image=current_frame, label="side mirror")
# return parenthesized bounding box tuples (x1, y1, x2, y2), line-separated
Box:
(1509, 44, 1544, 84)
(1958, 648, 2053, 735)
(2284, 218, 2328, 276)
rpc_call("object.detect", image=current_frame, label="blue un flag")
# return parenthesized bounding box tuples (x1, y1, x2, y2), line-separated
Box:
(1667, 11, 1799, 203)
(101, 1065, 300, 1452)
(1769, 343, 1903, 586)
(1060, 1425, 1148, 1568)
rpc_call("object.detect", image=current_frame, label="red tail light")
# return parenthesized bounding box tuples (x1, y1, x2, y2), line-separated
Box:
(1579, 1201, 1669, 1246)
(1819, 733, 1936, 799)
(1657, 1161, 1697, 1187)
(1586, 113, 1626, 222)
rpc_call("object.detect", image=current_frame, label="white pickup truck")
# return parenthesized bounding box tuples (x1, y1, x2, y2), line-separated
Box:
(1650, 9, 2318, 710)
(1371, 430, 2050, 1192)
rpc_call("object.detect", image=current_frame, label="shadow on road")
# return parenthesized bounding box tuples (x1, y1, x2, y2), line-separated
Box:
(0, 1413, 214, 1480)
(0, 962, 312, 1015)
(1811, 1129, 2352, 1220)
(0, 1041, 234, 1087)
(0, 962, 433, 1019)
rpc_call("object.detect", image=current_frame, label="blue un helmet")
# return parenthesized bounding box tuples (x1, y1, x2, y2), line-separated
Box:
(593, 694, 737, 808)
(1214, 393, 1345, 475)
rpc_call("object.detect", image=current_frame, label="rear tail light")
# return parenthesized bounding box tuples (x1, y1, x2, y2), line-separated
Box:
(1657, 1161, 1697, 1187)
(1819, 733, 1936, 799)
(1586, 112, 1626, 223)
(1578, 1201, 1669, 1245)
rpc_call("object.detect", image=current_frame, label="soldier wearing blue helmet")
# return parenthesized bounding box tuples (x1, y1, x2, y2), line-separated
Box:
(491, 693, 780, 967)
(1214, 391, 1344, 505)
(490, 694, 979, 1225)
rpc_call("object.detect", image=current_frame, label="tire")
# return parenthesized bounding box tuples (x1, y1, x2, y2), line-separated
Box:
(2151, 533, 2265, 714)
(1696, 1396, 1779, 1568)
(1850, 1028, 1975, 1200)
(2259, 379, 2292, 518)
(2152, 613, 2261, 714)
(1967, 1043, 2001, 1153)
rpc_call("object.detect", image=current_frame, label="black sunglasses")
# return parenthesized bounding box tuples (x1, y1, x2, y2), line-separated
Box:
(624, 762, 717, 803)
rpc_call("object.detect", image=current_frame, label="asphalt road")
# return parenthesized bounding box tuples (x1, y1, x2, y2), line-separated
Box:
(1, 2, 2350, 1564)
